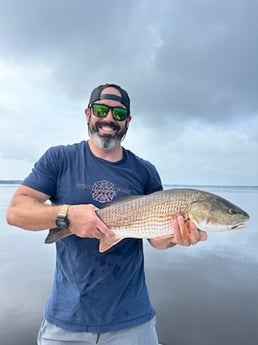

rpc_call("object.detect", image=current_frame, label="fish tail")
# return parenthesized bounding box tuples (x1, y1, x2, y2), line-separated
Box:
(44, 228, 72, 243)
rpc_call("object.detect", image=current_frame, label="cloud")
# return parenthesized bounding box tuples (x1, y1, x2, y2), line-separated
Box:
(0, 0, 257, 184)
(125, 114, 258, 185)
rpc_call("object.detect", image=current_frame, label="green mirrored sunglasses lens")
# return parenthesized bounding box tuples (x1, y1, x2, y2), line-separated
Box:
(112, 108, 128, 121)
(92, 104, 108, 117)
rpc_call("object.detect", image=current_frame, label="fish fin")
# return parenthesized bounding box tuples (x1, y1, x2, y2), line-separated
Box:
(182, 221, 190, 241)
(44, 227, 72, 243)
(99, 237, 124, 253)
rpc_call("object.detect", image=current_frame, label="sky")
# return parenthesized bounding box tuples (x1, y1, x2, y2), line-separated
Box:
(0, 0, 257, 185)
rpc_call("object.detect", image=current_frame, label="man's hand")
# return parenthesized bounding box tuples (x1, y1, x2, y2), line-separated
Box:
(68, 204, 114, 240)
(149, 215, 207, 249)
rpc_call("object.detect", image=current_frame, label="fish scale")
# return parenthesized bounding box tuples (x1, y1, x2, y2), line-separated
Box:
(96, 189, 201, 239)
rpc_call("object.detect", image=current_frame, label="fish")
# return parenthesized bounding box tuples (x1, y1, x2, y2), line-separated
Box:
(45, 188, 250, 253)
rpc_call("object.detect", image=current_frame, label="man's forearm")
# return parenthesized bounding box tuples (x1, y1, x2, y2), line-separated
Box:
(7, 197, 61, 231)
(6, 185, 61, 231)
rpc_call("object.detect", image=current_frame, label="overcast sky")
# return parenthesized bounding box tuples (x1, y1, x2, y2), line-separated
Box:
(0, 0, 257, 185)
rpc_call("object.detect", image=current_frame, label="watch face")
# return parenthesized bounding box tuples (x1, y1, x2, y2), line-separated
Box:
(56, 217, 69, 229)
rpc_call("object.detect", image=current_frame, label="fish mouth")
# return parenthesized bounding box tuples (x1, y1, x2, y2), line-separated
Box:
(231, 223, 247, 230)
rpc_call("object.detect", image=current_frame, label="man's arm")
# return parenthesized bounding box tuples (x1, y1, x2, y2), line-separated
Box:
(6, 185, 57, 230)
(6, 185, 114, 240)
(149, 215, 208, 249)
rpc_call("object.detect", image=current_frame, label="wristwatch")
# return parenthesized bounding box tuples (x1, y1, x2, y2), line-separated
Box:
(55, 204, 70, 229)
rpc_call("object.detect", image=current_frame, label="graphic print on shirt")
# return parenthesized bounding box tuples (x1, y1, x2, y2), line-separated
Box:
(92, 180, 116, 203)
(76, 180, 131, 203)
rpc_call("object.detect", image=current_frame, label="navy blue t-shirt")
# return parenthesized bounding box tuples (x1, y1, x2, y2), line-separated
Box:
(23, 141, 162, 332)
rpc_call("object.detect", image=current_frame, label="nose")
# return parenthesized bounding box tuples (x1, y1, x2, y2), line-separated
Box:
(105, 109, 114, 121)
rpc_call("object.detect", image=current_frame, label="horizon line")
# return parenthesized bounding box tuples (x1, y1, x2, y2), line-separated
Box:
(0, 180, 257, 188)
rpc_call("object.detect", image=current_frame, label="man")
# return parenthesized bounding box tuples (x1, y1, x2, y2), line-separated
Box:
(7, 83, 207, 345)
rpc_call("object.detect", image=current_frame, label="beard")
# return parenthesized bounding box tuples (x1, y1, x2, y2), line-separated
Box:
(88, 117, 128, 150)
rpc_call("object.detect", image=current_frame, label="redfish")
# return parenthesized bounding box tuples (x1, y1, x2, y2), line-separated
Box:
(45, 188, 249, 252)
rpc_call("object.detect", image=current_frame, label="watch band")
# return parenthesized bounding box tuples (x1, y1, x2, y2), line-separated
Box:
(58, 204, 70, 217)
(55, 204, 70, 229)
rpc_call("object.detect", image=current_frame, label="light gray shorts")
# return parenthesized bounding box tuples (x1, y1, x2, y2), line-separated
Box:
(37, 317, 159, 345)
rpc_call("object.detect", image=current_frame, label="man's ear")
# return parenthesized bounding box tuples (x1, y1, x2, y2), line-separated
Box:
(85, 108, 90, 123)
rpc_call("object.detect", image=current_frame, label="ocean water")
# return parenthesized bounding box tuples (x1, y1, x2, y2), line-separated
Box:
(1, 184, 258, 345)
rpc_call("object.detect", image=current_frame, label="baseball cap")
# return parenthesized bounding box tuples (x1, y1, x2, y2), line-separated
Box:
(88, 83, 130, 112)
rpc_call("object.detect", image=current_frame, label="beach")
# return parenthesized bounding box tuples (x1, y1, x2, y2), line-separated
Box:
(1, 184, 258, 345)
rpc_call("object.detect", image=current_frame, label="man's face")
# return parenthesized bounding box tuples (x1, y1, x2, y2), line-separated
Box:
(86, 87, 131, 150)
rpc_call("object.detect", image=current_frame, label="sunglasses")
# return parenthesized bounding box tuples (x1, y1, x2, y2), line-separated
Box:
(91, 103, 129, 121)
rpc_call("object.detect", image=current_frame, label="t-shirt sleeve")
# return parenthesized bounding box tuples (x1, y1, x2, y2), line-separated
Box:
(22, 147, 60, 197)
(143, 160, 163, 194)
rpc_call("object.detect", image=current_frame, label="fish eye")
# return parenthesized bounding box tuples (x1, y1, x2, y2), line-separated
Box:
(228, 208, 237, 215)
